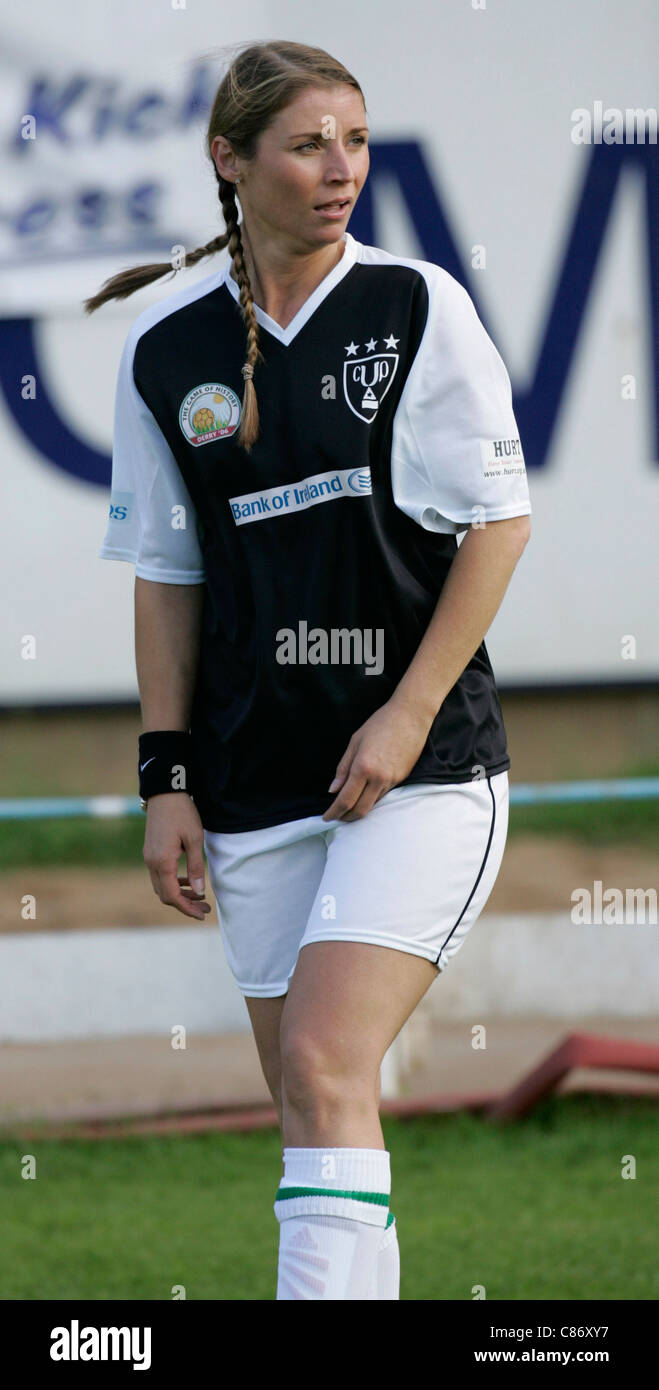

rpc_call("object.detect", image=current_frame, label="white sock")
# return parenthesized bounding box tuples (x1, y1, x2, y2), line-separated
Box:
(374, 1215, 400, 1299)
(274, 1147, 391, 1300)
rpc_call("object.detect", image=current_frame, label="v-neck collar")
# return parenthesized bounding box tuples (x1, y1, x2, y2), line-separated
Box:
(221, 231, 360, 346)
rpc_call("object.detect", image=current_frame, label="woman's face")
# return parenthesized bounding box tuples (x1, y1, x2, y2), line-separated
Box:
(212, 84, 370, 252)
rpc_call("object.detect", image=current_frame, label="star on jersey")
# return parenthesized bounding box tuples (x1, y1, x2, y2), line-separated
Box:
(343, 334, 400, 423)
(344, 334, 400, 356)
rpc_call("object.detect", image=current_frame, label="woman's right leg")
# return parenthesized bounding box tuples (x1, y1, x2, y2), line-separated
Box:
(245, 995, 286, 1131)
(204, 819, 326, 1142)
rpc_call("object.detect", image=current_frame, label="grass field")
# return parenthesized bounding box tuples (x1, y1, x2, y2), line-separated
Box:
(2, 1095, 657, 1301)
(2, 700, 658, 866)
(2, 761, 659, 869)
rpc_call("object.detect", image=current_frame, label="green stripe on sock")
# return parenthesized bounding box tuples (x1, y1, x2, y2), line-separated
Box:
(386, 1210, 395, 1229)
(275, 1184, 389, 1207)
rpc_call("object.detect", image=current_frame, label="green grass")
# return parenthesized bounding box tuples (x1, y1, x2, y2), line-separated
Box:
(0, 792, 658, 868)
(507, 794, 659, 846)
(0, 816, 147, 868)
(1, 758, 658, 867)
(1, 1095, 657, 1300)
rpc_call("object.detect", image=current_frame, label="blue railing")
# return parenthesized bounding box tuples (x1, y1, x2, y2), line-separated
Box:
(0, 778, 658, 820)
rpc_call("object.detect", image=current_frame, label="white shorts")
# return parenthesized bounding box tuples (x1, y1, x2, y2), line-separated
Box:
(203, 771, 509, 998)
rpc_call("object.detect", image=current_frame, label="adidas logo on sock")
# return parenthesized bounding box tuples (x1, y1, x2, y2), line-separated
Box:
(290, 1225, 318, 1250)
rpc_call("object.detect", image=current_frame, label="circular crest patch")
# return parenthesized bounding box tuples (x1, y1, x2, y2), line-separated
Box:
(179, 382, 241, 444)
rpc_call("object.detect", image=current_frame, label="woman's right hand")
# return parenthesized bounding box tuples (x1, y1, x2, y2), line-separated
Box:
(143, 793, 212, 921)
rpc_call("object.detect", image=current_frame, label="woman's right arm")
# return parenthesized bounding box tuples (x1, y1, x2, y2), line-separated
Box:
(134, 576, 212, 921)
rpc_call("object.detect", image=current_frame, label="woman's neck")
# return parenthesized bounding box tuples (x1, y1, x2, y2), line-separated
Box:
(229, 233, 346, 327)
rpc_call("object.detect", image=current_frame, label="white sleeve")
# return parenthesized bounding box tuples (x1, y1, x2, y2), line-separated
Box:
(391, 268, 532, 535)
(98, 330, 206, 583)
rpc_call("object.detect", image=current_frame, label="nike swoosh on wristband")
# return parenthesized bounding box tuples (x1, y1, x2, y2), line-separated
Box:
(139, 757, 156, 772)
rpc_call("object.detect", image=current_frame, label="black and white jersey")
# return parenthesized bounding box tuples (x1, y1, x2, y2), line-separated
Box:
(99, 231, 532, 832)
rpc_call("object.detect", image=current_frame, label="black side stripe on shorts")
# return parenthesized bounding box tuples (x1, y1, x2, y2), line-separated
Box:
(434, 776, 497, 968)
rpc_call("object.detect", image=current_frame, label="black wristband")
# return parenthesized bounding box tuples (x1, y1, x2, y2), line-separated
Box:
(138, 730, 195, 802)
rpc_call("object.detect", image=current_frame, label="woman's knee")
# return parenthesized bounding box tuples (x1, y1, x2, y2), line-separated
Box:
(280, 1028, 378, 1116)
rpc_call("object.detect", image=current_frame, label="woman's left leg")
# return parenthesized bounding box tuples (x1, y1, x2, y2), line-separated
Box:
(274, 940, 437, 1300)
(245, 985, 399, 1297)
(279, 939, 438, 1149)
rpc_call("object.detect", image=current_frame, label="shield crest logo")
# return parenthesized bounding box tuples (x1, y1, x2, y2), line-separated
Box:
(343, 353, 398, 424)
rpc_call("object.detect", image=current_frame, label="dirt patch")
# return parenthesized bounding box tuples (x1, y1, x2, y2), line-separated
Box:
(3, 835, 657, 933)
(3, 693, 658, 793)
(3, 702, 658, 932)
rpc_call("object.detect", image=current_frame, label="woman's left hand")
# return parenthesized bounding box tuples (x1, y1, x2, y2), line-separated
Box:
(322, 694, 436, 822)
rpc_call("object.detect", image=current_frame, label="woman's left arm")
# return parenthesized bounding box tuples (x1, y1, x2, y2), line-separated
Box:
(322, 514, 531, 821)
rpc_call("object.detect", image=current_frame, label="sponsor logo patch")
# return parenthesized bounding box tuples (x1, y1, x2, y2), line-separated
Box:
(108, 490, 133, 522)
(179, 382, 241, 444)
(480, 437, 526, 479)
(229, 466, 372, 525)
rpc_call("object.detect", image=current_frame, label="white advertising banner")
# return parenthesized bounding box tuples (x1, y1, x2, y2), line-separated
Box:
(1, 0, 657, 701)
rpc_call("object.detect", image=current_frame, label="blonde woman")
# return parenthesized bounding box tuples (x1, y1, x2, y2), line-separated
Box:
(90, 40, 531, 1301)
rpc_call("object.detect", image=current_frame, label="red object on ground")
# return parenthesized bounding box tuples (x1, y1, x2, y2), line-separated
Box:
(5, 1033, 659, 1139)
(484, 1030, 659, 1120)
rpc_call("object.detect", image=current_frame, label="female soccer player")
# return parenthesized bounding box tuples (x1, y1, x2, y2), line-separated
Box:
(89, 40, 532, 1300)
